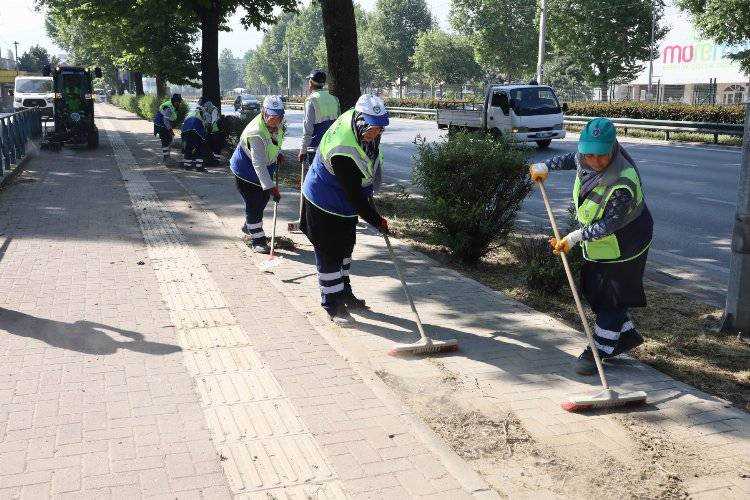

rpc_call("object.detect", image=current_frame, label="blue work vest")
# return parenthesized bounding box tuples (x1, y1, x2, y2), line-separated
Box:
(229, 114, 283, 186)
(181, 115, 206, 139)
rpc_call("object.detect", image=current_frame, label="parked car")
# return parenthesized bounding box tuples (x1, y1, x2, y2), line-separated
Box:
(233, 94, 260, 114)
(13, 76, 54, 117)
(436, 83, 568, 149)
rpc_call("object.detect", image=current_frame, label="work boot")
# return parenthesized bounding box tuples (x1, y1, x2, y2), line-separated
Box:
(343, 292, 368, 310)
(611, 329, 644, 357)
(328, 303, 354, 325)
(251, 242, 270, 254)
(575, 347, 599, 376)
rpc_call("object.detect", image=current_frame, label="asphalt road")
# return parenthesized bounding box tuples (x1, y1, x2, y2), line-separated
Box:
(232, 107, 739, 302)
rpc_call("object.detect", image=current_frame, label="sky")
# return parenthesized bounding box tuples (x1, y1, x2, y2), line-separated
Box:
(0, 0, 452, 61)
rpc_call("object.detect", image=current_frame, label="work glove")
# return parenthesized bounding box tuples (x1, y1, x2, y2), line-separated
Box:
(270, 186, 281, 203)
(377, 217, 389, 235)
(297, 151, 306, 163)
(277, 153, 286, 166)
(529, 163, 549, 182)
(549, 230, 582, 255)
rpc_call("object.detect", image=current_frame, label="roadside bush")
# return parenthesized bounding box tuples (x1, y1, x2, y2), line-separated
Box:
(513, 205, 584, 295)
(567, 101, 744, 123)
(413, 131, 531, 264)
(109, 94, 188, 126)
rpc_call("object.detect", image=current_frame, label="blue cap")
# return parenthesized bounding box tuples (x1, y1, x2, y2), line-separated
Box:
(578, 117, 616, 155)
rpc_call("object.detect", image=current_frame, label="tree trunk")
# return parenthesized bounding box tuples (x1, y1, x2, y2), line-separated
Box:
(599, 79, 609, 102)
(198, 2, 221, 108)
(132, 72, 144, 95)
(320, 0, 361, 110)
(156, 76, 168, 98)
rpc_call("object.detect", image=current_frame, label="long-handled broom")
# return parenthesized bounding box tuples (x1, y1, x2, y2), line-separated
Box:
(261, 172, 283, 273)
(384, 233, 459, 356)
(536, 179, 647, 412)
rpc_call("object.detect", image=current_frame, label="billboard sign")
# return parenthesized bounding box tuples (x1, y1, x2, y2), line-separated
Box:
(632, 3, 749, 84)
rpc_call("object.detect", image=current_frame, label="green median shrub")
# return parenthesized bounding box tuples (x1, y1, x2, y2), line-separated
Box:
(413, 131, 531, 264)
(109, 94, 188, 126)
(567, 101, 744, 123)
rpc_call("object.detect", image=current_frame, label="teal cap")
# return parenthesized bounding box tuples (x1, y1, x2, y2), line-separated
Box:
(578, 117, 616, 155)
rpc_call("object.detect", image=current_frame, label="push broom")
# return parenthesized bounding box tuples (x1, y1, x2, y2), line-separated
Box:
(384, 233, 459, 356)
(260, 172, 283, 273)
(535, 178, 647, 412)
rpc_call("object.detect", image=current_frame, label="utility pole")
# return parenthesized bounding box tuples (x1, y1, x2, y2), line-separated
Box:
(13, 41, 19, 74)
(647, 1, 656, 101)
(722, 100, 750, 344)
(536, 0, 547, 84)
(287, 41, 291, 97)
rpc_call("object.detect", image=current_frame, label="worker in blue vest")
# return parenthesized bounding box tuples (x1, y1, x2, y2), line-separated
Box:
(289, 69, 341, 232)
(301, 94, 390, 324)
(530, 117, 653, 375)
(201, 99, 225, 160)
(153, 93, 182, 165)
(180, 97, 214, 172)
(229, 95, 285, 254)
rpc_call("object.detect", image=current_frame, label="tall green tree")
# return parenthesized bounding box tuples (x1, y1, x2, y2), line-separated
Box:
(546, 0, 666, 101)
(366, 0, 433, 98)
(450, 0, 536, 83)
(412, 29, 481, 96)
(17, 45, 59, 73)
(678, 0, 750, 73)
(219, 48, 240, 92)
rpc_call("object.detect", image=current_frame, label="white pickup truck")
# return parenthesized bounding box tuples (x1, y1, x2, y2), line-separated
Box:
(436, 84, 567, 148)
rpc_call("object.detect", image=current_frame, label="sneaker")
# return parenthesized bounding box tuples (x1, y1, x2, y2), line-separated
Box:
(343, 293, 368, 310)
(611, 329, 644, 357)
(328, 304, 354, 325)
(251, 242, 270, 254)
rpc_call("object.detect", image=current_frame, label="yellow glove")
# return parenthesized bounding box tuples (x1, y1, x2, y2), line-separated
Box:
(549, 230, 583, 255)
(529, 163, 549, 182)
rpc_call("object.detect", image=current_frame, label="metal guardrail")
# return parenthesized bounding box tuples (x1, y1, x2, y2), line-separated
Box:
(565, 115, 744, 143)
(0, 108, 42, 178)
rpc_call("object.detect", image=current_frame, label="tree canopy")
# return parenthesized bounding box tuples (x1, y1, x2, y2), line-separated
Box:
(546, 0, 667, 100)
(412, 29, 482, 94)
(17, 45, 59, 73)
(450, 0, 537, 83)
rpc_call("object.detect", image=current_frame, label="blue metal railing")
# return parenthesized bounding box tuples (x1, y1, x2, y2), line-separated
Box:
(0, 108, 42, 176)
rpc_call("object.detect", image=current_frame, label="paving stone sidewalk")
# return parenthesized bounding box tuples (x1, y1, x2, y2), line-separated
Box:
(104, 104, 749, 498)
(0, 104, 499, 499)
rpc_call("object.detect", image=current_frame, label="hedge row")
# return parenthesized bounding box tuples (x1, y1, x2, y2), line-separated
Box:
(110, 94, 189, 125)
(566, 101, 745, 124)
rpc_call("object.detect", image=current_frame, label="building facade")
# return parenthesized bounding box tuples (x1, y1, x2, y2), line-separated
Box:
(620, 2, 748, 104)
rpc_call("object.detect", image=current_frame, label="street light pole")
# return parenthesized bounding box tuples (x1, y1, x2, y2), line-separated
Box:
(647, 1, 656, 101)
(536, 0, 547, 84)
(287, 41, 291, 97)
(13, 41, 19, 74)
(722, 101, 750, 343)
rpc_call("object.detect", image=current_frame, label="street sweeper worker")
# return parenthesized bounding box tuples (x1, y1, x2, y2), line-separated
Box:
(229, 95, 286, 254)
(180, 99, 214, 172)
(154, 93, 182, 164)
(298, 69, 340, 163)
(290, 69, 341, 232)
(201, 99, 225, 157)
(529, 117, 653, 376)
(301, 94, 389, 324)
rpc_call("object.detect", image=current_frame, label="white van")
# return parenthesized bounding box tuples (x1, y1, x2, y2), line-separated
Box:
(13, 76, 54, 117)
(436, 84, 567, 149)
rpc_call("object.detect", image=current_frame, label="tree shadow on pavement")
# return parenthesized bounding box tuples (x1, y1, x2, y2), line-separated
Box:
(0, 308, 181, 356)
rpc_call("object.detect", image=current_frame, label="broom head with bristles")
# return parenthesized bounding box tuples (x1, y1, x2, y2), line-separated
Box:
(561, 389, 647, 412)
(388, 338, 459, 356)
